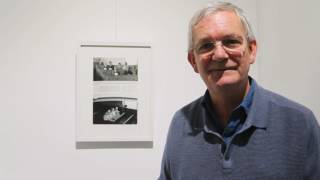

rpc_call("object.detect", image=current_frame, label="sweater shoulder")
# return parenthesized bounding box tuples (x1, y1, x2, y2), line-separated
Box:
(259, 87, 312, 115)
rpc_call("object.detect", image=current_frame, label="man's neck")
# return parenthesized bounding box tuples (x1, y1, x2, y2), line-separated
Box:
(209, 79, 251, 128)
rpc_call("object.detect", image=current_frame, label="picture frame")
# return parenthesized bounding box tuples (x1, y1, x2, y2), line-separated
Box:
(76, 42, 152, 147)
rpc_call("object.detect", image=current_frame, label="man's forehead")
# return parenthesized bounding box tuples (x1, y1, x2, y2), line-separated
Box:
(193, 11, 245, 39)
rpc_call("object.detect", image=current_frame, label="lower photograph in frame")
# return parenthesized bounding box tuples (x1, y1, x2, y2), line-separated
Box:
(76, 42, 152, 147)
(93, 97, 138, 125)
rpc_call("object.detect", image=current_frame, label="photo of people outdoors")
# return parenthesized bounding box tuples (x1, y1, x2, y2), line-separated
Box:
(93, 57, 138, 81)
(93, 97, 137, 124)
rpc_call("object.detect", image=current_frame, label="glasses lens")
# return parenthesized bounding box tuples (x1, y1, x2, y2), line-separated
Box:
(222, 37, 242, 49)
(195, 36, 245, 56)
(195, 41, 215, 54)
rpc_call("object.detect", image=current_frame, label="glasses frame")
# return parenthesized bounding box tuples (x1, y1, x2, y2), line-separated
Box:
(193, 36, 248, 57)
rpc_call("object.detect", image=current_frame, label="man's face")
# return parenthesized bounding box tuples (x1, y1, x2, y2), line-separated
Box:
(188, 11, 257, 90)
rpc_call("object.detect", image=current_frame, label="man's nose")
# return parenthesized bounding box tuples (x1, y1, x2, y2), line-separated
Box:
(212, 43, 228, 61)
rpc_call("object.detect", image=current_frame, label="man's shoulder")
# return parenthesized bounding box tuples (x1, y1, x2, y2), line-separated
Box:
(256, 85, 319, 146)
(169, 96, 204, 132)
(257, 85, 312, 115)
(173, 96, 203, 120)
(255, 84, 318, 131)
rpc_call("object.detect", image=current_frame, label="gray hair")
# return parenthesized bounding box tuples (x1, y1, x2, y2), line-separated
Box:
(188, 1, 256, 51)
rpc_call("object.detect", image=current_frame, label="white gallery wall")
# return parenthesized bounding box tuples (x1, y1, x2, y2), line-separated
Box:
(0, 0, 318, 179)
(258, 0, 320, 121)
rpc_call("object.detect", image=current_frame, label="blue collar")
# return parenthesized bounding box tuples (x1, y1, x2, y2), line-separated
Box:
(186, 78, 268, 135)
(240, 77, 256, 114)
(201, 77, 256, 134)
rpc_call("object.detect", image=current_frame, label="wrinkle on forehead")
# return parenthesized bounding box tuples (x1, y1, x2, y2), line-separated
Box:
(193, 11, 246, 44)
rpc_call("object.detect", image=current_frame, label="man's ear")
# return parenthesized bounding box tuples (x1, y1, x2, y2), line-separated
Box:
(248, 40, 257, 64)
(188, 51, 199, 73)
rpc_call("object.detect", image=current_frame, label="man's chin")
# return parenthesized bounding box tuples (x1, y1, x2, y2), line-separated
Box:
(213, 75, 240, 88)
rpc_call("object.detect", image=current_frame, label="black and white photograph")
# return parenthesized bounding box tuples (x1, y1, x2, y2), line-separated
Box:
(76, 43, 152, 142)
(93, 97, 137, 124)
(93, 57, 138, 81)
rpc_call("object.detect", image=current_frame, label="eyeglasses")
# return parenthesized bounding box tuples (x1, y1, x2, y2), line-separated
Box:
(193, 36, 246, 56)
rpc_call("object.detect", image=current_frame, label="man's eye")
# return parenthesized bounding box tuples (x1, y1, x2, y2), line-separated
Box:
(222, 38, 242, 48)
(199, 42, 215, 51)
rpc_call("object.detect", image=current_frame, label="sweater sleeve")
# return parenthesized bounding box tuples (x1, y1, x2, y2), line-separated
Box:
(304, 112, 320, 180)
(158, 113, 179, 180)
(158, 144, 172, 180)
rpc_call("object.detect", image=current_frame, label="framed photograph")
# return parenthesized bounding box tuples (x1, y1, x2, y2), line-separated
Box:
(76, 42, 152, 144)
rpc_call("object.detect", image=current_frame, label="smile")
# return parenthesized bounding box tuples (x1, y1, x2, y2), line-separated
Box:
(211, 67, 237, 71)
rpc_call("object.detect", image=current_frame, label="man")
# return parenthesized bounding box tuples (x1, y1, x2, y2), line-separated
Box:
(159, 2, 320, 180)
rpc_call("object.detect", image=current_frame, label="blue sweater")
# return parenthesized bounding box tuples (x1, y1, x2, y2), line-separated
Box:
(159, 82, 320, 180)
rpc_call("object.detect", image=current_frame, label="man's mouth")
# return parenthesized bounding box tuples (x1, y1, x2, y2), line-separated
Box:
(211, 67, 237, 71)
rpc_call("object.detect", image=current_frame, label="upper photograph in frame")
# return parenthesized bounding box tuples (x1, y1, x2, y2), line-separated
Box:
(76, 42, 152, 144)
